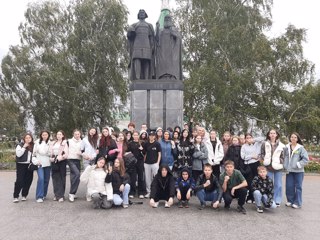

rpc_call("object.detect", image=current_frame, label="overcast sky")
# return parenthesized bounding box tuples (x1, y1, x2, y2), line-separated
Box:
(0, 0, 319, 78)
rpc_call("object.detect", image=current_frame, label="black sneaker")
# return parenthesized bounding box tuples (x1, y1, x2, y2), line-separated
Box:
(257, 206, 263, 213)
(178, 200, 183, 208)
(224, 204, 230, 210)
(237, 205, 247, 214)
(198, 204, 206, 210)
(184, 200, 189, 208)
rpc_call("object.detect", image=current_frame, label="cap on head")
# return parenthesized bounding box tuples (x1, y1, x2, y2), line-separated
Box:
(149, 131, 156, 136)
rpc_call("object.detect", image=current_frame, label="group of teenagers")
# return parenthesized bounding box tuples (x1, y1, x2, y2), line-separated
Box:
(13, 121, 309, 214)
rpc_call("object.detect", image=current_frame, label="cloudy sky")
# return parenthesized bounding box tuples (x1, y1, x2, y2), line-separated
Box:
(0, 0, 319, 78)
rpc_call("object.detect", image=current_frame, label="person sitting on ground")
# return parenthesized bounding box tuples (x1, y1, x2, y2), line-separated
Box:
(150, 165, 175, 208)
(252, 165, 277, 213)
(175, 168, 195, 208)
(80, 157, 113, 209)
(220, 160, 248, 214)
(195, 163, 223, 210)
(105, 158, 131, 208)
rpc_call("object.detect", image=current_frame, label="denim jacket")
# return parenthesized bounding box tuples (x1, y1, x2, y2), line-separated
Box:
(283, 143, 309, 173)
(160, 139, 176, 167)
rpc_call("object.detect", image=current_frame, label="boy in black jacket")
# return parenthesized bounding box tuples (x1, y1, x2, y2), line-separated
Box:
(150, 165, 175, 208)
(195, 163, 223, 210)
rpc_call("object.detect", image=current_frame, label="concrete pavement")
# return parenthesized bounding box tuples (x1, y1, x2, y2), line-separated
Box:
(0, 172, 319, 240)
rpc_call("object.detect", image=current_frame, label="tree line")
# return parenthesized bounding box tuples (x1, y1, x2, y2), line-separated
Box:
(0, 0, 319, 140)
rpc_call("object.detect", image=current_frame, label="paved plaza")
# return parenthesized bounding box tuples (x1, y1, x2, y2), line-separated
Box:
(0, 171, 319, 240)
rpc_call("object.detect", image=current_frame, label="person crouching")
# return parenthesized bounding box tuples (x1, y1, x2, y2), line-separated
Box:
(175, 168, 195, 208)
(80, 157, 113, 209)
(105, 158, 131, 208)
(252, 165, 277, 213)
(150, 165, 175, 208)
(195, 163, 223, 210)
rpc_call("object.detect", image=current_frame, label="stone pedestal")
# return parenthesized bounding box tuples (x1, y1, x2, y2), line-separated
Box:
(130, 79, 183, 129)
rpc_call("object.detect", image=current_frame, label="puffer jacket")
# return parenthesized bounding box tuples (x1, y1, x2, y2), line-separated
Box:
(192, 142, 208, 171)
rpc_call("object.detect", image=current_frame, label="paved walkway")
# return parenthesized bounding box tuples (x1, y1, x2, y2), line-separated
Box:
(0, 172, 319, 240)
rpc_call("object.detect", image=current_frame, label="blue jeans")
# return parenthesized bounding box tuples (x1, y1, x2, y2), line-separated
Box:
(253, 190, 276, 208)
(286, 172, 304, 207)
(113, 184, 130, 205)
(267, 171, 283, 204)
(36, 166, 51, 199)
(196, 189, 219, 205)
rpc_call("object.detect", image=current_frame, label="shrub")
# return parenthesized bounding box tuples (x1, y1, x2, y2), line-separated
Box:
(305, 161, 320, 173)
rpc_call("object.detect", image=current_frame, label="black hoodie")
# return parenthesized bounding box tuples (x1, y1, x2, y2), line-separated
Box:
(150, 165, 175, 199)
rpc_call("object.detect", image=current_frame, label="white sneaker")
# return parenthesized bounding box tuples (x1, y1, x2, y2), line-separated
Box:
(285, 202, 292, 207)
(69, 194, 75, 202)
(139, 195, 144, 199)
(165, 201, 170, 208)
(292, 204, 301, 209)
(36, 198, 44, 203)
(21, 196, 27, 201)
(86, 196, 92, 202)
(53, 196, 57, 201)
(129, 195, 134, 199)
(153, 202, 159, 208)
(144, 193, 150, 198)
(58, 198, 64, 202)
(122, 204, 129, 208)
(13, 198, 19, 203)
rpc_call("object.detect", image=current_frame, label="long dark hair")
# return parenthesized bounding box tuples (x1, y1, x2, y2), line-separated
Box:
(114, 158, 126, 177)
(39, 130, 50, 144)
(99, 127, 112, 148)
(22, 133, 34, 152)
(266, 129, 280, 141)
(180, 129, 190, 146)
(88, 127, 98, 148)
(118, 132, 128, 158)
(56, 130, 66, 145)
(174, 126, 181, 133)
(289, 132, 303, 145)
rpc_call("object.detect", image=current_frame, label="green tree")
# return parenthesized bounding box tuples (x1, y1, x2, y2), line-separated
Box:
(284, 82, 320, 140)
(175, 0, 314, 135)
(0, 98, 24, 138)
(0, 0, 128, 136)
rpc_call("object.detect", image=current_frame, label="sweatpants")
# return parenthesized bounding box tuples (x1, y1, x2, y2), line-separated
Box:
(13, 163, 34, 198)
(144, 163, 159, 194)
(67, 159, 81, 195)
(52, 160, 67, 199)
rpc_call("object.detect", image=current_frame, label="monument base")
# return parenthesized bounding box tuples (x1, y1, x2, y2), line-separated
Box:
(130, 79, 184, 130)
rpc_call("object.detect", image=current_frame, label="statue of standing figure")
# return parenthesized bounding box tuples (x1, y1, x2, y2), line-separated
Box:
(127, 10, 155, 80)
(155, 15, 182, 80)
